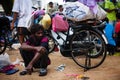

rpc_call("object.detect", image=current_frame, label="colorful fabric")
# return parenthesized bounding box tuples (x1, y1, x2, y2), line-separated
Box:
(64, 0, 104, 14)
(0, 65, 15, 73)
(115, 21, 120, 33)
(104, 23, 116, 46)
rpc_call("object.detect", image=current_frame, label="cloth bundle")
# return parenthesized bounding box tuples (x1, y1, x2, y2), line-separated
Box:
(63, 1, 106, 21)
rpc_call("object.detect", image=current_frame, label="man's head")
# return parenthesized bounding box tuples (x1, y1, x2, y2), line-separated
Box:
(48, 2, 53, 8)
(30, 24, 44, 37)
(58, 5, 63, 12)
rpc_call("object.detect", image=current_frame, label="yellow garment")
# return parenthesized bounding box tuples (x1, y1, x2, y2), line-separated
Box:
(39, 14, 51, 30)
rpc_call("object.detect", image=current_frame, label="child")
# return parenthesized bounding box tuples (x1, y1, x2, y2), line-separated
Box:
(19, 24, 50, 76)
(47, 2, 58, 15)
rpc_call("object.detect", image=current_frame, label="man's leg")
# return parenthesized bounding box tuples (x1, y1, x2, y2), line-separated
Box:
(38, 51, 50, 76)
(26, 47, 47, 74)
(18, 35, 24, 44)
(18, 27, 24, 44)
(19, 48, 34, 67)
(19, 48, 34, 75)
(18, 27, 30, 44)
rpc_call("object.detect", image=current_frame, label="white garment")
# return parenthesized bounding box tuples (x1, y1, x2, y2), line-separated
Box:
(12, 0, 33, 27)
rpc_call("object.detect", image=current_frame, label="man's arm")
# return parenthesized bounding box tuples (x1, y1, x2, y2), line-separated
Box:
(20, 43, 36, 51)
(20, 43, 44, 52)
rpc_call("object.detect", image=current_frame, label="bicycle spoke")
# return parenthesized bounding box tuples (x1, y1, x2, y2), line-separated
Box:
(70, 29, 107, 69)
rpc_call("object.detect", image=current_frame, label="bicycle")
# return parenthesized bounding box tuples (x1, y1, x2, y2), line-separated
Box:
(46, 19, 107, 70)
(0, 16, 10, 54)
(0, 16, 29, 54)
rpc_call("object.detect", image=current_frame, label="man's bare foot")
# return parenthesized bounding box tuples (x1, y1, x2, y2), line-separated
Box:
(26, 65, 33, 75)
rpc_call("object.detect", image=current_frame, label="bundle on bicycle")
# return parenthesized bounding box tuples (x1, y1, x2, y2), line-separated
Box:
(43, 1, 108, 70)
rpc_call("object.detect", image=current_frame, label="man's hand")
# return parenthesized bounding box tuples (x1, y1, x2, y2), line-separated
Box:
(34, 46, 45, 52)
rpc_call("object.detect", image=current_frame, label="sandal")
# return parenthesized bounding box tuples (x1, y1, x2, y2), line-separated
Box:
(6, 68, 19, 75)
(26, 65, 33, 75)
(26, 68, 32, 75)
(19, 70, 27, 75)
(39, 68, 47, 76)
(19, 68, 33, 75)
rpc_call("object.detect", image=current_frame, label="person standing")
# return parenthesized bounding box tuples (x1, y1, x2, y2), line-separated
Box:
(11, 0, 33, 44)
(104, 0, 117, 27)
(46, 2, 58, 15)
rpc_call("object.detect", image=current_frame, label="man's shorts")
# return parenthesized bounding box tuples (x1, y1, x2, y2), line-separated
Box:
(17, 27, 31, 35)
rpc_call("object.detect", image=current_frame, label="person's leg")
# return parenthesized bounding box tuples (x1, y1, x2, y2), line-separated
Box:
(39, 53, 49, 68)
(19, 48, 34, 67)
(19, 48, 34, 75)
(17, 27, 30, 44)
(26, 47, 47, 74)
(39, 54, 50, 76)
(17, 27, 25, 44)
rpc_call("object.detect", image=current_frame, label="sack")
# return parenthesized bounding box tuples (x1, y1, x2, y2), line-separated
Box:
(52, 14, 69, 32)
(39, 14, 51, 30)
(63, 2, 94, 21)
(95, 5, 107, 20)
(65, 0, 78, 2)
(0, 53, 11, 68)
(33, 10, 45, 19)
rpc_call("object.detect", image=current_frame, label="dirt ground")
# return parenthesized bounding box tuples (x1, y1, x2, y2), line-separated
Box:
(0, 49, 120, 80)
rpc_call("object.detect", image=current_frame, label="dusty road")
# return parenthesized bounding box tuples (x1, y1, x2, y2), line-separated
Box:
(0, 49, 120, 80)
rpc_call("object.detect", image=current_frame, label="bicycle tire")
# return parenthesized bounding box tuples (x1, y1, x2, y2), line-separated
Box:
(0, 35, 7, 54)
(70, 28, 107, 69)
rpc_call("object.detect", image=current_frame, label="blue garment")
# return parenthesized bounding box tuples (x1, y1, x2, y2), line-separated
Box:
(104, 23, 116, 46)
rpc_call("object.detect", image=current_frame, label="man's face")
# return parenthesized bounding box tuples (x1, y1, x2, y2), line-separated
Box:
(35, 30, 43, 39)
(59, 7, 63, 12)
(49, 4, 53, 8)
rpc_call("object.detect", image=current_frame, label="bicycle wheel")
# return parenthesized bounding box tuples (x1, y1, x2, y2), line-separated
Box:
(46, 35, 56, 53)
(70, 28, 107, 69)
(0, 35, 7, 54)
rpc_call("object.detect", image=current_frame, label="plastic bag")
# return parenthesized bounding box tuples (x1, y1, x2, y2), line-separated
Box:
(95, 5, 107, 20)
(39, 14, 51, 30)
(0, 53, 11, 68)
(52, 14, 69, 32)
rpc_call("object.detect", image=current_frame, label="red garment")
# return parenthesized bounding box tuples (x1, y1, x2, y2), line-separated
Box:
(0, 65, 15, 73)
(115, 21, 120, 33)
